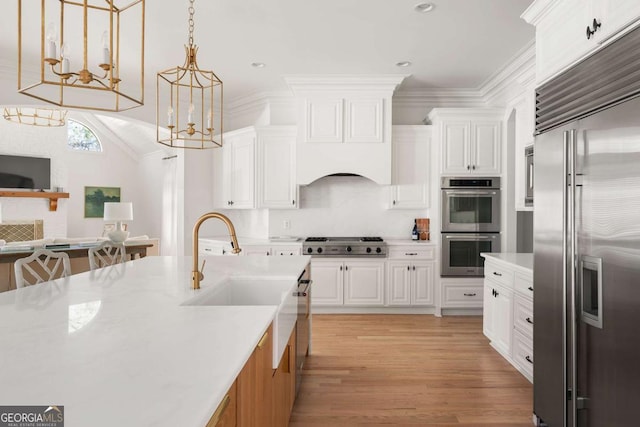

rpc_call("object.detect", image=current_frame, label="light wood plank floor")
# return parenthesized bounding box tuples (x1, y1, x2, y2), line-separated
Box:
(290, 314, 532, 427)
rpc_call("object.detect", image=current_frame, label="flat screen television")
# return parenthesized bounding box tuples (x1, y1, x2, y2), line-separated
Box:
(0, 155, 51, 190)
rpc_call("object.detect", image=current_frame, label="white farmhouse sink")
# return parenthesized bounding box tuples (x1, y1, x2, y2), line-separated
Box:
(182, 278, 297, 369)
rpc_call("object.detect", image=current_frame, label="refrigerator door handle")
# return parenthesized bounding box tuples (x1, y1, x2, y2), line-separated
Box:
(562, 130, 570, 427)
(568, 128, 579, 427)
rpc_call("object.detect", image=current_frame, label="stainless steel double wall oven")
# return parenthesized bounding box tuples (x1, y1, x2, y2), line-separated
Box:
(441, 177, 501, 276)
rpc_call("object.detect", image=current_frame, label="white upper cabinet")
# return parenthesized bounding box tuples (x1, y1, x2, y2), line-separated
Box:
(212, 128, 255, 209)
(257, 127, 298, 209)
(389, 126, 431, 209)
(429, 109, 503, 176)
(523, 0, 640, 84)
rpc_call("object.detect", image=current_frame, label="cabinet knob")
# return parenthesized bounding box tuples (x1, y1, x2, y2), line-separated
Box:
(292, 200, 295, 205)
(345, 265, 348, 271)
(407, 266, 410, 271)
(413, 265, 415, 271)
(393, 200, 396, 205)
(472, 165, 476, 170)
(467, 165, 470, 170)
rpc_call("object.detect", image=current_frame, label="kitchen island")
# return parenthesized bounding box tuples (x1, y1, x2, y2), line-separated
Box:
(0, 255, 310, 426)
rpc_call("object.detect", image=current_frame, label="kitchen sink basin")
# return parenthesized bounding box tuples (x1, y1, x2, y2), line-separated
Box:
(184, 278, 292, 306)
(182, 277, 297, 369)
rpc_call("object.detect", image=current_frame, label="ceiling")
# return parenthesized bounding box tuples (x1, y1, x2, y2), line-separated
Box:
(0, 0, 534, 139)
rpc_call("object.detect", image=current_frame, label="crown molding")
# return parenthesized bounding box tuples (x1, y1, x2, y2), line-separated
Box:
(284, 74, 409, 93)
(480, 40, 536, 106)
(521, 0, 561, 25)
(393, 88, 485, 108)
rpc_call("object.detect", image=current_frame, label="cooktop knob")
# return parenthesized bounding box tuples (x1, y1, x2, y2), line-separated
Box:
(376, 247, 382, 253)
(317, 247, 323, 254)
(366, 247, 372, 253)
(307, 247, 313, 254)
(346, 246, 352, 252)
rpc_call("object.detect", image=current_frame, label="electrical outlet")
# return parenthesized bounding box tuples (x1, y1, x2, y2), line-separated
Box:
(283, 220, 291, 230)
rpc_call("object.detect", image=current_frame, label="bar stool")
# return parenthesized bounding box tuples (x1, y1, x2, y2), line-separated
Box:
(14, 249, 71, 288)
(88, 241, 127, 270)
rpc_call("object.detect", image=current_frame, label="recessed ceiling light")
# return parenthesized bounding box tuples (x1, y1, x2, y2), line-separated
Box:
(251, 62, 266, 68)
(414, 2, 435, 13)
(396, 61, 412, 67)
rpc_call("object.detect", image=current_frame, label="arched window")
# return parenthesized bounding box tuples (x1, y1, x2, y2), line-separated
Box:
(67, 119, 102, 152)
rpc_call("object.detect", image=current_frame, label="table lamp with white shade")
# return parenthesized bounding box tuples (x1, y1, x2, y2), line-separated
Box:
(103, 202, 133, 243)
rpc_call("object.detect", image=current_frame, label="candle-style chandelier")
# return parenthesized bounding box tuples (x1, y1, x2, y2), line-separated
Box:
(156, 0, 223, 149)
(17, 0, 145, 112)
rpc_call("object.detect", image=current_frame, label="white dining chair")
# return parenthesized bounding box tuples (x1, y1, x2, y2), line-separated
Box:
(14, 249, 71, 288)
(88, 241, 127, 270)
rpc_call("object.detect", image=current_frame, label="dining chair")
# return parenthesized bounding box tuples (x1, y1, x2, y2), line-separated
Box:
(88, 241, 127, 270)
(14, 249, 71, 288)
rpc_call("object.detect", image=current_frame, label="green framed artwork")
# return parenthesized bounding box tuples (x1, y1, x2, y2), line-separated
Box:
(84, 186, 121, 218)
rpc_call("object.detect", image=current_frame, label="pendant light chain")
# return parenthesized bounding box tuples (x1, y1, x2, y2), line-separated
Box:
(188, 0, 196, 47)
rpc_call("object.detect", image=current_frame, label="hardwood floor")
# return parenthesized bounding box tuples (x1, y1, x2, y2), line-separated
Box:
(290, 314, 533, 427)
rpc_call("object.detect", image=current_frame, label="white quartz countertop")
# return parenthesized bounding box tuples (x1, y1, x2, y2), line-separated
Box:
(384, 238, 436, 246)
(480, 252, 533, 274)
(0, 255, 310, 427)
(200, 236, 303, 246)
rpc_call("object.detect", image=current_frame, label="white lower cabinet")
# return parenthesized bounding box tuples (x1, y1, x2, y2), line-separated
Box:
(386, 261, 434, 306)
(311, 259, 385, 307)
(482, 255, 533, 383)
(344, 261, 385, 306)
(484, 280, 513, 356)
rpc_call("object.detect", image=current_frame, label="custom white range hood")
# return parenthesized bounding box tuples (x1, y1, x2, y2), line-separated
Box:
(286, 75, 407, 185)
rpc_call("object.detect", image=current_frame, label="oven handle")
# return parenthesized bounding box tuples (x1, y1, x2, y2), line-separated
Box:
(443, 190, 498, 196)
(443, 234, 496, 239)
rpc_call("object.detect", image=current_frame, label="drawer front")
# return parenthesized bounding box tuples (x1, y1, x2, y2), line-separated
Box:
(484, 261, 514, 288)
(513, 294, 533, 339)
(442, 284, 483, 308)
(388, 246, 435, 260)
(274, 246, 302, 256)
(512, 329, 533, 381)
(200, 241, 225, 256)
(514, 272, 534, 298)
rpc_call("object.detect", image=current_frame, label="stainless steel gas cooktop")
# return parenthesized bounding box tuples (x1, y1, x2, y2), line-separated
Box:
(303, 237, 386, 257)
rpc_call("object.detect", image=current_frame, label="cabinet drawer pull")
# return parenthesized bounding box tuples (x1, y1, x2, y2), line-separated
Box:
(207, 394, 230, 426)
(405, 252, 418, 256)
(527, 286, 534, 292)
(257, 331, 269, 349)
(525, 355, 533, 364)
(463, 293, 477, 297)
(204, 248, 212, 252)
(526, 317, 534, 325)
(492, 271, 502, 277)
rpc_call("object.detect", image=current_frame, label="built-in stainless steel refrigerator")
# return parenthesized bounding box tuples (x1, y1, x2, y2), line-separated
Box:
(534, 25, 640, 427)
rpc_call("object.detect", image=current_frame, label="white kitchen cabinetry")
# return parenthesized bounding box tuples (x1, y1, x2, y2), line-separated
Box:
(483, 280, 514, 356)
(481, 254, 533, 382)
(386, 261, 434, 306)
(523, 0, 640, 84)
(257, 127, 298, 209)
(212, 128, 256, 209)
(428, 109, 503, 176)
(389, 126, 430, 209)
(302, 96, 385, 144)
(242, 244, 302, 256)
(385, 244, 435, 307)
(311, 258, 385, 307)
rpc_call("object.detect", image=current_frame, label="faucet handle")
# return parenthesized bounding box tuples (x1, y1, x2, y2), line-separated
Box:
(198, 259, 206, 281)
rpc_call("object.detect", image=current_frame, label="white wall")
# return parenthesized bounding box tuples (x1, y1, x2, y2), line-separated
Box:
(0, 114, 161, 239)
(269, 175, 431, 238)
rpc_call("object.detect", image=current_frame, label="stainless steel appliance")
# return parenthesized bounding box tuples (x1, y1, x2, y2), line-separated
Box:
(295, 265, 311, 396)
(303, 237, 387, 257)
(441, 177, 501, 232)
(534, 25, 640, 427)
(441, 177, 501, 276)
(525, 145, 534, 207)
(441, 233, 501, 276)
